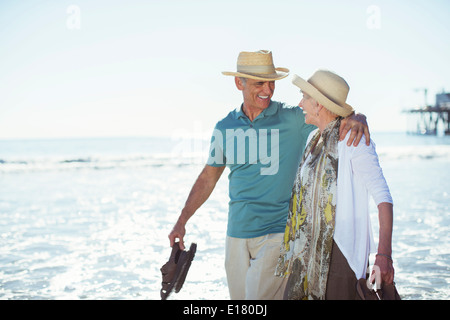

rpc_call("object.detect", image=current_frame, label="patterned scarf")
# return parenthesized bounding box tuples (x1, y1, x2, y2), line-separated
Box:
(276, 118, 341, 300)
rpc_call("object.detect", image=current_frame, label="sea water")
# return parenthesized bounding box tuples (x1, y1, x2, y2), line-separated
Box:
(0, 132, 449, 300)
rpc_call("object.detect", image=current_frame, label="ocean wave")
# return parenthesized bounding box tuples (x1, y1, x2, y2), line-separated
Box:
(1, 145, 449, 173)
(377, 145, 450, 161)
(0, 153, 207, 173)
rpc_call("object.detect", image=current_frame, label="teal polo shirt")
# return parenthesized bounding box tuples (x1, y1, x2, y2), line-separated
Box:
(207, 100, 315, 238)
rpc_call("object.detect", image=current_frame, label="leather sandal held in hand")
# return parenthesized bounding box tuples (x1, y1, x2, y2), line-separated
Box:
(160, 242, 197, 300)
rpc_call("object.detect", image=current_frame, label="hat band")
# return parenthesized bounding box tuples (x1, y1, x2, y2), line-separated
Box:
(237, 64, 276, 75)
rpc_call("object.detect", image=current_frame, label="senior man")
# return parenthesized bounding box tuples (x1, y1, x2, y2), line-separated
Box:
(168, 50, 369, 300)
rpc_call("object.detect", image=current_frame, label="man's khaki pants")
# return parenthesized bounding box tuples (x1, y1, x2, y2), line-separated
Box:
(225, 233, 287, 300)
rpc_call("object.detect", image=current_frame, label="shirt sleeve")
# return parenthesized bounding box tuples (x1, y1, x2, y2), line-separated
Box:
(350, 137, 393, 206)
(206, 126, 226, 167)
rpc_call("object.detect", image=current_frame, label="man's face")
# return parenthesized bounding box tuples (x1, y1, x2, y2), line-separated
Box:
(236, 77, 275, 112)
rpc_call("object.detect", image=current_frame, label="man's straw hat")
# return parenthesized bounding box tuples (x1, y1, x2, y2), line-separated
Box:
(222, 50, 289, 81)
(292, 70, 354, 117)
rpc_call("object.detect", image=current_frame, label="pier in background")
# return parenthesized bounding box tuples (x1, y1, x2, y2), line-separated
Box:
(405, 91, 450, 135)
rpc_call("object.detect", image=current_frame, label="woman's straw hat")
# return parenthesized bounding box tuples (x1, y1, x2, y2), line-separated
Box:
(222, 50, 289, 81)
(292, 70, 354, 117)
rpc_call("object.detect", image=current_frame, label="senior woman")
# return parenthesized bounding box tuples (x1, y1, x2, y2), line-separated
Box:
(275, 70, 395, 300)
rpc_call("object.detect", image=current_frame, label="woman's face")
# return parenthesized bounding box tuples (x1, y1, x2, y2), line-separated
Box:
(299, 92, 319, 125)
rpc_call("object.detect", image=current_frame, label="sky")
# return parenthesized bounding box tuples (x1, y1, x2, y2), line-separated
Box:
(0, 0, 449, 139)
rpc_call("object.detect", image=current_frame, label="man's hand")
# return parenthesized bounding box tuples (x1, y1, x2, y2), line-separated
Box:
(168, 219, 186, 250)
(339, 112, 370, 146)
(373, 255, 395, 285)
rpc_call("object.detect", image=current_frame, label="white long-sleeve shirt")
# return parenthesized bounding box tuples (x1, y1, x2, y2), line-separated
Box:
(305, 129, 393, 279)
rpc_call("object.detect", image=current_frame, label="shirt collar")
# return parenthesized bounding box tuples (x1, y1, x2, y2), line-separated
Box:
(235, 100, 278, 120)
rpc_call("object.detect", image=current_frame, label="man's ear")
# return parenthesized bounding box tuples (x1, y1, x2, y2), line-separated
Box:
(235, 77, 244, 90)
